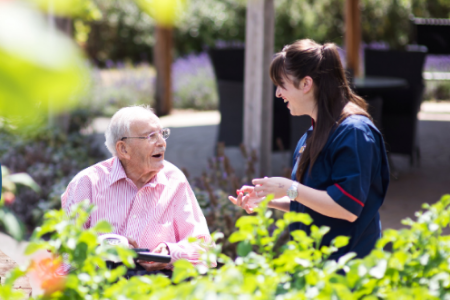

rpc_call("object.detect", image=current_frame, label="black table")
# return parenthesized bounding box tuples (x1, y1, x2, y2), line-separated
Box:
(354, 76, 408, 95)
(352, 76, 408, 129)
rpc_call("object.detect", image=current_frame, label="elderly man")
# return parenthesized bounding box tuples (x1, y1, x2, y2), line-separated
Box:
(62, 106, 214, 272)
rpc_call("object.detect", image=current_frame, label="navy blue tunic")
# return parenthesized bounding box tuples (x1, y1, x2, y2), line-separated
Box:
(289, 115, 390, 260)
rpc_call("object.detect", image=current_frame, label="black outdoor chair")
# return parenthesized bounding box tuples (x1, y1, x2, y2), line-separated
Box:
(208, 48, 291, 151)
(364, 49, 427, 165)
(412, 17, 450, 55)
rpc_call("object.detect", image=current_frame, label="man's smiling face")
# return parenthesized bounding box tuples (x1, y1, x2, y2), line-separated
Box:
(126, 115, 166, 177)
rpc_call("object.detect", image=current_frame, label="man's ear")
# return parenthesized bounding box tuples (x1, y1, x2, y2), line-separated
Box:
(302, 76, 314, 94)
(116, 141, 131, 161)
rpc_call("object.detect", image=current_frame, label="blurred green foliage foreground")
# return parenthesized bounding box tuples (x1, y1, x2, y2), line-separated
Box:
(0, 1, 89, 128)
(0, 0, 184, 129)
(1, 195, 450, 299)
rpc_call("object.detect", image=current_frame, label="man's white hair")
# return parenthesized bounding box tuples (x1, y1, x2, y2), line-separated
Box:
(105, 105, 157, 156)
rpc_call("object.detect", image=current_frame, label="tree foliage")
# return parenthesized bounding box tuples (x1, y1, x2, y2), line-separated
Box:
(81, 0, 450, 64)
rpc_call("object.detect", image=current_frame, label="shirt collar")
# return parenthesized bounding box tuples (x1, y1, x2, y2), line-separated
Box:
(109, 157, 168, 187)
(109, 157, 127, 185)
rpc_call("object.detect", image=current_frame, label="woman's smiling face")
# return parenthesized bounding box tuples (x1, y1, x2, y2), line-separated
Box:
(275, 75, 316, 117)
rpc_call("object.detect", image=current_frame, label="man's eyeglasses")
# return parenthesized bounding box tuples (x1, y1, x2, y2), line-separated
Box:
(121, 128, 170, 143)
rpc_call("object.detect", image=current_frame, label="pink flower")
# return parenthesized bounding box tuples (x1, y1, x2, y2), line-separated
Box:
(3, 192, 15, 206)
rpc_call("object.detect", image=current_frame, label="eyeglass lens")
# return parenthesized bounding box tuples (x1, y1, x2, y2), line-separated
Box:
(149, 128, 170, 142)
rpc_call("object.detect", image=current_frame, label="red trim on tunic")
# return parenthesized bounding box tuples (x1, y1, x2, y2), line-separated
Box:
(334, 183, 365, 207)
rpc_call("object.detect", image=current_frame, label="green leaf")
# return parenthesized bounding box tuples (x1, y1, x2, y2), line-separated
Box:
(93, 220, 112, 234)
(116, 247, 136, 268)
(229, 231, 250, 243)
(337, 252, 356, 265)
(237, 240, 252, 257)
(1, 209, 24, 240)
(4, 267, 27, 286)
(7, 173, 40, 192)
(24, 242, 47, 255)
(332, 236, 350, 249)
(26, 0, 102, 19)
(369, 259, 387, 279)
(73, 242, 88, 265)
(172, 259, 197, 284)
(1, 166, 10, 177)
(283, 211, 313, 226)
(135, 0, 187, 27)
(235, 216, 260, 228)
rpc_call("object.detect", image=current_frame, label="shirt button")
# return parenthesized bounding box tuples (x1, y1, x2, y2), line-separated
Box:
(133, 215, 137, 219)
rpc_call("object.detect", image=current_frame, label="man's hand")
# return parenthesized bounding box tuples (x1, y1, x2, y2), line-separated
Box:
(137, 243, 170, 272)
(127, 237, 170, 271)
(127, 237, 139, 249)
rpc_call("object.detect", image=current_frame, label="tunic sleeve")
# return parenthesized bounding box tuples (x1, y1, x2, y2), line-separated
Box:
(326, 125, 379, 217)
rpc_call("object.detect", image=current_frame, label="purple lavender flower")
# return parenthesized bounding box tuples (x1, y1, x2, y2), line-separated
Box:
(171, 51, 218, 110)
(105, 60, 115, 69)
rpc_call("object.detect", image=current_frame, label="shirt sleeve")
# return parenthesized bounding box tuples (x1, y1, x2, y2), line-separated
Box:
(326, 126, 378, 218)
(164, 181, 216, 267)
(61, 174, 92, 228)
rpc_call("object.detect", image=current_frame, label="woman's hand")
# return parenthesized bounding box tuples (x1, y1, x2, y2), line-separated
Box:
(228, 185, 264, 214)
(252, 177, 295, 199)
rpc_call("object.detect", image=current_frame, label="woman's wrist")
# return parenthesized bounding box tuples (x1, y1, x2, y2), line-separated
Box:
(267, 197, 291, 212)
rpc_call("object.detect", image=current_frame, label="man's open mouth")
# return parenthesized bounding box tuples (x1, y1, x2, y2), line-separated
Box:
(152, 154, 163, 158)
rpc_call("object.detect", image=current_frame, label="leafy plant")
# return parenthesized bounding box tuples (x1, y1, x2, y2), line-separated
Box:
(0, 121, 108, 233)
(1, 166, 39, 240)
(3, 194, 450, 299)
(191, 143, 287, 258)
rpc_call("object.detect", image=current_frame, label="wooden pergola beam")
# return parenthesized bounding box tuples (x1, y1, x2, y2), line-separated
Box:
(345, 0, 361, 77)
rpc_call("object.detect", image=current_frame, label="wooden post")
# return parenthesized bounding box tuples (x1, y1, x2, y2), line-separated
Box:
(154, 26, 173, 116)
(345, 0, 361, 77)
(243, 0, 274, 176)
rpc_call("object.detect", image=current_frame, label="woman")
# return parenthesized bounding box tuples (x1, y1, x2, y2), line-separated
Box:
(229, 39, 390, 260)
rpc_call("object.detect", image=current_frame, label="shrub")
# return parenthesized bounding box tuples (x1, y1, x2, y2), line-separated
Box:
(189, 143, 260, 257)
(84, 64, 156, 117)
(424, 81, 450, 101)
(84, 52, 218, 115)
(0, 166, 39, 240)
(0, 114, 108, 233)
(2, 194, 450, 299)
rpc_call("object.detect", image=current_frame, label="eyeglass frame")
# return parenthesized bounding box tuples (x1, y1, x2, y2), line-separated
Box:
(120, 128, 170, 142)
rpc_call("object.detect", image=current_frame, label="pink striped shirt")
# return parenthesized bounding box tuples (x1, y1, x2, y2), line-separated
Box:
(61, 157, 215, 266)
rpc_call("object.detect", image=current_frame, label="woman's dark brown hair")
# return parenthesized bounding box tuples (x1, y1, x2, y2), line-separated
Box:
(269, 39, 371, 182)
